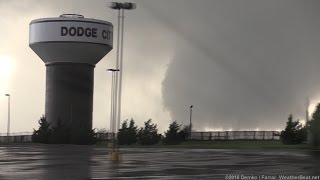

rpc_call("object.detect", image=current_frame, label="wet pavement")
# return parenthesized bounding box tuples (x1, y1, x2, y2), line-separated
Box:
(0, 144, 319, 179)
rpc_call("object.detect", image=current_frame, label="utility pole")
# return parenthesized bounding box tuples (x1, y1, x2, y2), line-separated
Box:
(306, 97, 309, 124)
(5, 94, 10, 142)
(306, 97, 311, 144)
(189, 105, 193, 140)
(108, 2, 136, 161)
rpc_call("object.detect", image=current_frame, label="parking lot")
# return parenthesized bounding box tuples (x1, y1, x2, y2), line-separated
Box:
(0, 144, 319, 179)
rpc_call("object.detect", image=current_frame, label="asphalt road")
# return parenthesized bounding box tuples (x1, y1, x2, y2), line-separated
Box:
(0, 144, 319, 180)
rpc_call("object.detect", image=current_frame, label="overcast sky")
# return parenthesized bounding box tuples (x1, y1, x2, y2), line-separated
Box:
(1, 0, 320, 134)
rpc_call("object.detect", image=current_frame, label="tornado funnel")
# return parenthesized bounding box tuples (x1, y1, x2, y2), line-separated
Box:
(29, 14, 113, 143)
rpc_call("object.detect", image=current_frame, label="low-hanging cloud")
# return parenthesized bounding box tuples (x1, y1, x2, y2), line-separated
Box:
(153, 0, 320, 130)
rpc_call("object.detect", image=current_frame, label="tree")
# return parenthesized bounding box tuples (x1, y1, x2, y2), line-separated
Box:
(280, 114, 307, 144)
(137, 119, 161, 145)
(309, 103, 320, 147)
(180, 125, 191, 141)
(127, 119, 138, 144)
(32, 116, 52, 144)
(118, 120, 128, 145)
(118, 119, 138, 145)
(163, 122, 190, 144)
(163, 121, 182, 144)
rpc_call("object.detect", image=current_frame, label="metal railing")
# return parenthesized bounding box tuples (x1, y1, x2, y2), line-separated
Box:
(0, 131, 281, 143)
(0, 132, 33, 143)
(190, 131, 281, 141)
(0, 132, 33, 136)
(0, 132, 111, 143)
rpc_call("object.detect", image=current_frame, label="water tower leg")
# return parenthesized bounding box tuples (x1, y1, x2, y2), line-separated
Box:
(45, 63, 94, 144)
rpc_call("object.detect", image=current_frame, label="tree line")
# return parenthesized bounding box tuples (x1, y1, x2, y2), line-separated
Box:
(32, 103, 320, 147)
(117, 119, 190, 145)
(32, 116, 191, 145)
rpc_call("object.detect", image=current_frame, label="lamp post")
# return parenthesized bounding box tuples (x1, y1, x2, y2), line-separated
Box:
(108, 1, 136, 138)
(107, 69, 120, 150)
(189, 105, 193, 140)
(5, 94, 10, 141)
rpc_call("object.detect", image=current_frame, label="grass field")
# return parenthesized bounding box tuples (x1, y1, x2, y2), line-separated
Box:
(114, 140, 317, 150)
(175, 140, 312, 149)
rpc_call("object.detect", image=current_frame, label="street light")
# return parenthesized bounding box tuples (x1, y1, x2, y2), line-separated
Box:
(107, 69, 120, 150)
(108, 2, 137, 10)
(5, 94, 10, 141)
(189, 105, 193, 140)
(108, 1, 136, 142)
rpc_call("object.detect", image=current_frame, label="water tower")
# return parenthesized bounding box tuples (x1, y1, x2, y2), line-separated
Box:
(29, 14, 113, 143)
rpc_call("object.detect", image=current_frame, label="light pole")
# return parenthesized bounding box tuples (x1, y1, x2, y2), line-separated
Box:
(107, 69, 120, 150)
(108, 1, 136, 139)
(189, 105, 193, 140)
(5, 94, 10, 141)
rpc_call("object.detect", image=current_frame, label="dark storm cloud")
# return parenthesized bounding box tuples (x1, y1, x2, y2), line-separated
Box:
(143, 0, 320, 130)
(4, 0, 320, 133)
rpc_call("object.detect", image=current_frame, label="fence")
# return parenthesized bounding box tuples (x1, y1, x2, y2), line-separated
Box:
(96, 132, 114, 141)
(0, 132, 112, 143)
(0, 135, 32, 143)
(190, 131, 280, 141)
(96, 131, 281, 141)
(0, 131, 281, 143)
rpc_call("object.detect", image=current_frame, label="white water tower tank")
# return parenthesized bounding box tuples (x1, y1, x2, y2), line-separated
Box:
(29, 14, 113, 143)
